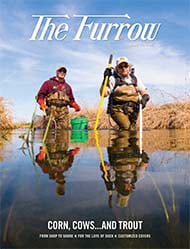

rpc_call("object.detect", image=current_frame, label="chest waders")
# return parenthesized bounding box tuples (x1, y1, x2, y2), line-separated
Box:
(45, 80, 70, 129)
(108, 73, 140, 130)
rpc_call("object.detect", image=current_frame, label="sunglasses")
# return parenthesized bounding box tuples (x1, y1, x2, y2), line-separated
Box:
(118, 64, 129, 69)
(58, 68, 67, 73)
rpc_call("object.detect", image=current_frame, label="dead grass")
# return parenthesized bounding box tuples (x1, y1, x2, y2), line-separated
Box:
(0, 97, 14, 130)
(1, 97, 190, 130)
(71, 101, 190, 129)
(143, 101, 190, 129)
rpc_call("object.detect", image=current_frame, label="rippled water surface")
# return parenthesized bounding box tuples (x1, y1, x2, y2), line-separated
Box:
(0, 129, 189, 249)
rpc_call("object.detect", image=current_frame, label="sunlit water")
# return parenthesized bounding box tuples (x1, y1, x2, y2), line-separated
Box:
(0, 129, 189, 249)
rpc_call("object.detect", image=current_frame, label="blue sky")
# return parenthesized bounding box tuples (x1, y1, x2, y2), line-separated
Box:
(0, 0, 190, 121)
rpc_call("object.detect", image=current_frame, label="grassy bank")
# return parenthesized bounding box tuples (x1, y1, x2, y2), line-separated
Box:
(143, 102, 190, 129)
(71, 101, 190, 129)
(0, 97, 190, 130)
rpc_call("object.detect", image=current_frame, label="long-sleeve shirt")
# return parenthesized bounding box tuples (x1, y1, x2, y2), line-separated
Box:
(107, 74, 147, 95)
(37, 77, 75, 105)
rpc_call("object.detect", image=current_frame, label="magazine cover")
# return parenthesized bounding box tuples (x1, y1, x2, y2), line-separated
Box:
(0, 0, 189, 249)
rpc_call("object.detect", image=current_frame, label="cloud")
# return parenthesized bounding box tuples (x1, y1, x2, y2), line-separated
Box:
(1, 1, 189, 121)
(118, 41, 190, 86)
(160, 12, 190, 27)
(1, 3, 188, 88)
(53, 0, 86, 15)
(61, 40, 190, 88)
(54, 3, 79, 16)
(1, 22, 189, 90)
(18, 57, 41, 71)
(0, 39, 39, 57)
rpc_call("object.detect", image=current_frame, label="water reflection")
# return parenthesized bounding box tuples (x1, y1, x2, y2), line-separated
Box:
(35, 130, 80, 196)
(0, 132, 13, 161)
(70, 130, 88, 144)
(0, 129, 189, 249)
(100, 131, 149, 208)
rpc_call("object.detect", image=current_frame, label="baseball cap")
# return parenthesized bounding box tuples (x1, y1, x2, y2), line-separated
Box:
(116, 57, 129, 67)
(56, 65, 67, 72)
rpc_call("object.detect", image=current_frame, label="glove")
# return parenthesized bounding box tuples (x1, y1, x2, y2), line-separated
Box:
(38, 98, 46, 112)
(69, 147, 80, 156)
(104, 68, 112, 78)
(141, 151, 149, 163)
(141, 94, 150, 109)
(71, 102, 81, 112)
(36, 146, 46, 161)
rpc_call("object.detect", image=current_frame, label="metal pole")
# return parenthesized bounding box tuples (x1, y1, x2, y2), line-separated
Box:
(138, 94, 143, 154)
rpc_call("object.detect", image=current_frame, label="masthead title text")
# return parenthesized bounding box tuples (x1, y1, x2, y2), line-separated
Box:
(30, 14, 161, 41)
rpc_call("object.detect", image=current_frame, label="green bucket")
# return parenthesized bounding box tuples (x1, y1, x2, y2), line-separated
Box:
(70, 116, 88, 130)
(71, 131, 88, 144)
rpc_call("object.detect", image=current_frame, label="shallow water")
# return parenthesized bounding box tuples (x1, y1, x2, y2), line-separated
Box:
(0, 129, 189, 249)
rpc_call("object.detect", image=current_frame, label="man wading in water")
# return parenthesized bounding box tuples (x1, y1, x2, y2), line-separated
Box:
(100, 57, 150, 130)
(37, 66, 80, 129)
